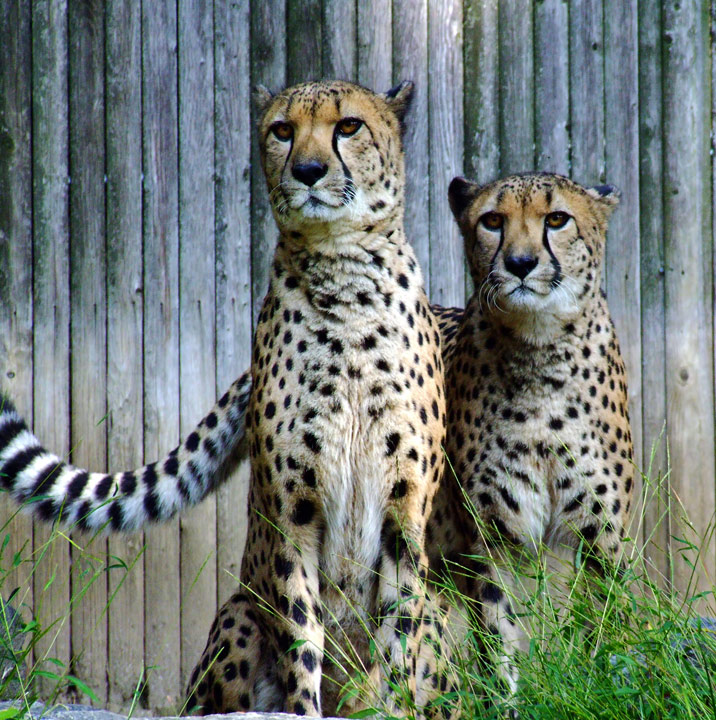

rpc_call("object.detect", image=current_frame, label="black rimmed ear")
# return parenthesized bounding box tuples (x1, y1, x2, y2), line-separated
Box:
(448, 176, 479, 221)
(586, 184, 620, 215)
(382, 81, 415, 124)
(253, 84, 275, 117)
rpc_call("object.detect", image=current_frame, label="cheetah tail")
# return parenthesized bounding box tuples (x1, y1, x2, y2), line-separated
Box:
(0, 371, 251, 533)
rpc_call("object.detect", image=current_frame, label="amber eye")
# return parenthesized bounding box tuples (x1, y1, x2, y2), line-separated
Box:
(545, 211, 570, 229)
(480, 212, 503, 231)
(271, 122, 293, 141)
(336, 118, 363, 137)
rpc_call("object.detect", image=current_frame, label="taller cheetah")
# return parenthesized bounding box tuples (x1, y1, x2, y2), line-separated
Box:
(0, 80, 448, 717)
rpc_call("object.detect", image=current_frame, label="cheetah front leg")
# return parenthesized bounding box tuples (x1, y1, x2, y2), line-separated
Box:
(462, 550, 521, 702)
(374, 510, 430, 715)
(259, 531, 326, 717)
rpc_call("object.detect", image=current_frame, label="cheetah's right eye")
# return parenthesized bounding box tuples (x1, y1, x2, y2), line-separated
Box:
(270, 122, 293, 141)
(480, 212, 503, 231)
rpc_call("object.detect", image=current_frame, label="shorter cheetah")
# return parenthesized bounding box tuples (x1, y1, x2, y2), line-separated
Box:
(440, 172, 633, 691)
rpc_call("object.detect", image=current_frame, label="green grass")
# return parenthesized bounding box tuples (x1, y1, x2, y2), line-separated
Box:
(1, 444, 715, 719)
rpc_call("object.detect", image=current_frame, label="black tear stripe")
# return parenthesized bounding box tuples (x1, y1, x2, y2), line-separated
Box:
(331, 128, 354, 205)
(487, 225, 505, 280)
(542, 225, 562, 287)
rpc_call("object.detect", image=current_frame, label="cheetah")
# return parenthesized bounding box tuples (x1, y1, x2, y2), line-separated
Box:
(1, 79, 450, 717)
(436, 171, 633, 693)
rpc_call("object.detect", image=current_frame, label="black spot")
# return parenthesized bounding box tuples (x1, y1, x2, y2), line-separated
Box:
(397, 273, 409, 289)
(301, 650, 316, 672)
(482, 583, 503, 603)
(549, 417, 564, 431)
(185, 432, 200, 452)
(265, 402, 276, 419)
(386, 432, 401, 456)
(303, 432, 321, 454)
(302, 467, 316, 487)
(292, 499, 315, 525)
(164, 455, 179, 476)
(275, 554, 294, 580)
(392, 479, 408, 499)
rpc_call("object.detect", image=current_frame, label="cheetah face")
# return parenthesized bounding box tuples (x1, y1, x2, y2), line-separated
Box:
(256, 80, 413, 238)
(449, 172, 619, 335)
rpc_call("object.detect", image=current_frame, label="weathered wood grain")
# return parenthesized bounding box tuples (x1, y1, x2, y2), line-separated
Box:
(0, 0, 35, 658)
(28, 0, 72, 697)
(357, 0, 392, 91)
(498, 0, 534, 174)
(214, 0, 252, 606)
(394, 0, 430, 284)
(68, 0, 108, 704)
(463, 0, 499, 183)
(177, 0, 217, 686)
(287, 0, 322, 82)
(604, 0, 642, 542)
(637, 0, 668, 579)
(141, 0, 182, 708)
(105, 0, 144, 710)
(250, 0, 285, 327)
(662, 1, 715, 596)
(323, 1, 356, 80)
(428, 0, 464, 307)
(534, 0, 569, 174)
(569, 0, 605, 185)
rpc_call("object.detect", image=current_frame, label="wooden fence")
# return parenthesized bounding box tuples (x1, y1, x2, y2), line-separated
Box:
(0, 0, 714, 713)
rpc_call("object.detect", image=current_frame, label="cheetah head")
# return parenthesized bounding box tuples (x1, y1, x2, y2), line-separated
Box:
(448, 172, 619, 341)
(256, 80, 413, 239)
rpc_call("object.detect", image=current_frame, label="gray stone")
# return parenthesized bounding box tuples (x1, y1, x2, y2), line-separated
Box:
(0, 701, 337, 720)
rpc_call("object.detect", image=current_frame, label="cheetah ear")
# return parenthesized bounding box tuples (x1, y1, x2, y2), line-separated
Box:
(448, 176, 479, 221)
(253, 84, 275, 117)
(382, 81, 415, 124)
(586, 184, 620, 215)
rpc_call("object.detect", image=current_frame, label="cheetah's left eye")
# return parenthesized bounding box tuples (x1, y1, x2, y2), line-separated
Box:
(336, 118, 363, 137)
(545, 212, 570, 229)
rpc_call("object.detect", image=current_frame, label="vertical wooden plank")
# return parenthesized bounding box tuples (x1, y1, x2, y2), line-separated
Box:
(68, 0, 108, 704)
(428, 0, 463, 307)
(604, 0, 642, 543)
(638, 0, 668, 577)
(357, 0, 392, 91)
(141, 0, 182, 709)
(287, 0, 322, 83)
(105, 0, 144, 710)
(498, 0, 534, 174)
(569, 0, 605, 184)
(393, 0, 430, 285)
(662, 1, 715, 595)
(214, 0, 252, 606)
(177, 0, 217, 687)
(463, 0, 499, 182)
(0, 0, 34, 641)
(29, 0, 72, 696)
(251, 0, 286, 327)
(534, 0, 569, 174)
(322, 0, 356, 81)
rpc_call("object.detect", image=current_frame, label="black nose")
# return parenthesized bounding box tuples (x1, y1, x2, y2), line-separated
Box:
(504, 255, 538, 280)
(292, 161, 328, 187)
